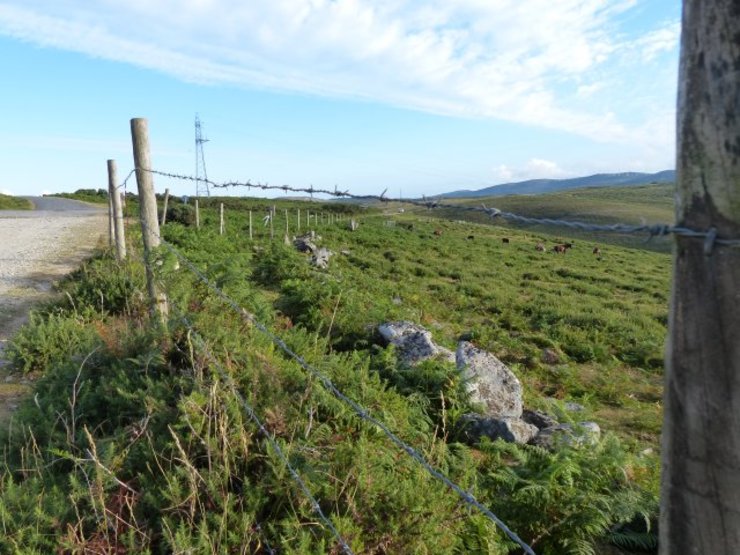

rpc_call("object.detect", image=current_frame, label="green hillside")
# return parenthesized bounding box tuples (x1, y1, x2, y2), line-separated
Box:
(429, 183, 675, 252)
(0, 196, 665, 553)
(0, 193, 32, 210)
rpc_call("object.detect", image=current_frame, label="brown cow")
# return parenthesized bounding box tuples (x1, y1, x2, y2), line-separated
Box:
(502, 237, 510, 244)
(553, 243, 572, 253)
(433, 229, 443, 236)
(592, 246, 601, 255)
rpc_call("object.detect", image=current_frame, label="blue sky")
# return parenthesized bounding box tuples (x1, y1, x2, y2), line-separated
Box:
(0, 0, 680, 198)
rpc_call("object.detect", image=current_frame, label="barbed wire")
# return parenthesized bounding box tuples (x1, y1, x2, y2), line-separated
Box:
(142, 167, 740, 249)
(138, 217, 536, 555)
(174, 308, 354, 555)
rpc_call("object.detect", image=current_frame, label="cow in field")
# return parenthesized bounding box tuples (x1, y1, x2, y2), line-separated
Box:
(433, 229, 443, 237)
(502, 237, 510, 244)
(553, 243, 572, 254)
(535, 243, 546, 252)
(592, 246, 601, 255)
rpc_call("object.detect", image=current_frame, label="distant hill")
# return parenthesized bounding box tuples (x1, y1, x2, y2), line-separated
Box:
(440, 170, 675, 198)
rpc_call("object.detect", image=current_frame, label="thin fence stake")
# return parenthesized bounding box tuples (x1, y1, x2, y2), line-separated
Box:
(161, 188, 170, 226)
(249, 210, 253, 240)
(107, 159, 126, 261)
(195, 199, 200, 229)
(220, 203, 224, 235)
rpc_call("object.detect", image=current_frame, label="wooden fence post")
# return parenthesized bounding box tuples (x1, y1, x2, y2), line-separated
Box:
(107, 184, 115, 247)
(161, 188, 169, 226)
(195, 199, 200, 229)
(130, 117, 167, 321)
(297, 208, 301, 232)
(220, 203, 224, 235)
(660, 2, 740, 553)
(249, 210, 253, 240)
(107, 159, 126, 261)
(284, 208, 290, 244)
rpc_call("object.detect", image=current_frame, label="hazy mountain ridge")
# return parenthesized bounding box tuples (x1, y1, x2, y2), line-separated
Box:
(441, 170, 676, 198)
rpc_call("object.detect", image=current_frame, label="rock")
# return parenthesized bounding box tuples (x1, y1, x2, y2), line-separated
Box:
(391, 296, 402, 305)
(294, 234, 318, 253)
(310, 247, 333, 269)
(564, 401, 585, 412)
(456, 413, 538, 445)
(521, 408, 558, 430)
(340, 249, 351, 256)
(541, 348, 560, 365)
(377, 321, 455, 366)
(456, 341, 523, 419)
(529, 422, 601, 449)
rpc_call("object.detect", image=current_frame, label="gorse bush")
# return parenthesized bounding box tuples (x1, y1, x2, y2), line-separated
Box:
(7, 311, 98, 374)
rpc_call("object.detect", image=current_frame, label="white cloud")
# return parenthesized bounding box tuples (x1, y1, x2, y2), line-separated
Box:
(0, 1, 678, 148)
(628, 21, 681, 63)
(1, 188, 14, 195)
(492, 158, 569, 183)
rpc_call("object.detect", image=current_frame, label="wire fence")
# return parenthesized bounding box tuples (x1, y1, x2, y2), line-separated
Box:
(111, 163, 740, 554)
(139, 215, 537, 555)
(142, 168, 740, 249)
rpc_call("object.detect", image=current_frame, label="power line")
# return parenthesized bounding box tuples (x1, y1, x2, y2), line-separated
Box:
(195, 115, 210, 198)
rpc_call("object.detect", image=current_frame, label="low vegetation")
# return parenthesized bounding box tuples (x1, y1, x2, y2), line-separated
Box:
(50, 188, 110, 204)
(0, 193, 33, 210)
(0, 190, 668, 553)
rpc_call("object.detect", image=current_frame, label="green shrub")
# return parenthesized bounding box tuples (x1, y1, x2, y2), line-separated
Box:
(7, 311, 98, 374)
(166, 203, 196, 226)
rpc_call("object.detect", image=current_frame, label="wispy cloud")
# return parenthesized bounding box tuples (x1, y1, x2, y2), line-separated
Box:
(0, 1, 679, 147)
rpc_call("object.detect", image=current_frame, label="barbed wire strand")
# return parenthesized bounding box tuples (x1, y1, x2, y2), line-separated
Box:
(143, 168, 740, 248)
(174, 307, 354, 555)
(138, 217, 536, 555)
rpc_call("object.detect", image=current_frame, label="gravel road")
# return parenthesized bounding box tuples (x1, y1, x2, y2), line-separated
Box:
(1, 197, 106, 419)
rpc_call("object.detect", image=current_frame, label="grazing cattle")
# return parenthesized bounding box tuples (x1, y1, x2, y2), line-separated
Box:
(592, 246, 601, 255)
(553, 243, 572, 254)
(502, 237, 510, 244)
(433, 229, 443, 236)
(466, 235, 475, 240)
(535, 243, 546, 252)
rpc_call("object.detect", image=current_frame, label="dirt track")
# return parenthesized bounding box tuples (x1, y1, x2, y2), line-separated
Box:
(0, 197, 106, 420)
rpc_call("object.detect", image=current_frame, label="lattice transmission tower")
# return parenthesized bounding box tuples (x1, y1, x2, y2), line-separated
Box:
(195, 114, 210, 197)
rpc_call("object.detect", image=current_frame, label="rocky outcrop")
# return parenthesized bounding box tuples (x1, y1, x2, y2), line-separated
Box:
(377, 321, 454, 366)
(521, 409, 558, 430)
(293, 233, 318, 253)
(310, 247, 333, 269)
(456, 341, 523, 419)
(529, 422, 601, 449)
(455, 414, 538, 444)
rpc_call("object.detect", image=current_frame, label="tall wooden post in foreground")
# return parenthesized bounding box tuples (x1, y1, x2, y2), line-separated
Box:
(107, 159, 126, 261)
(660, 1, 740, 553)
(130, 118, 167, 320)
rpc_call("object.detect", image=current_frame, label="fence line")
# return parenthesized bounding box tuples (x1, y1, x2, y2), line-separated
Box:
(141, 167, 740, 249)
(134, 215, 537, 555)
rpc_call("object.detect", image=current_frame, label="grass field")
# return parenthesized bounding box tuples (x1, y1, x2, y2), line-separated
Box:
(423, 183, 675, 252)
(0, 194, 32, 210)
(0, 190, 670, 553)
